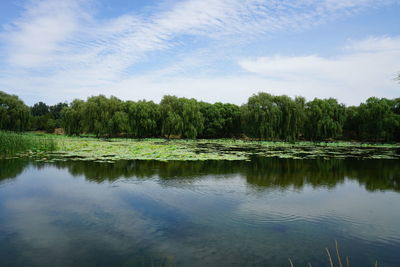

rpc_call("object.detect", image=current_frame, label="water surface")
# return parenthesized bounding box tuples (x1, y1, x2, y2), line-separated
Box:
(0, 158, 399, 266)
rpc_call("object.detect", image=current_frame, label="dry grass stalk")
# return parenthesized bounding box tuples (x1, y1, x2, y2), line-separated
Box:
(326, 247, 334, 267)
(336, 240, 343, 267)
(288, 258, 294, 267)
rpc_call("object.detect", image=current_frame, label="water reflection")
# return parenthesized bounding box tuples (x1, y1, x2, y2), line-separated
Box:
(0, 159, 30, 182)
(2, 158, 399, 192)
(0, 158, 400, 266)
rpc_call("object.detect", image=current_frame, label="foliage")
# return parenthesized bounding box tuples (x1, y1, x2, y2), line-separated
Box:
(2, 90, 400, 142)
(199, 102, 241, 138)
(241, 93, 305, 141)
(125, 100, 160, 138)
(160, 95, 204, 138)
(356, 97, 400, 141)
(0, 131, 56, 155)
(30, 101, 68, 132)
(61, 99, 85, 135)
(0, 91, 30, 131)
(304, 98, 346, 140)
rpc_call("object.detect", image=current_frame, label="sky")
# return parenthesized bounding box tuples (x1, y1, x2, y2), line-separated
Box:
(0, 0, 399, 106)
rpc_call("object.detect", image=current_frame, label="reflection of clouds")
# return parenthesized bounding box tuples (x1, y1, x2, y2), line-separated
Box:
(237, 180, 400, 244)
(2, 162, 400, 266)
(3, 167, 165, 266)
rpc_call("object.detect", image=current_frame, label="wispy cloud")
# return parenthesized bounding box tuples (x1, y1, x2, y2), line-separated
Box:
(239, 36, 400, 104)
(1, 0, 89, 68)
(0, 0, 398, 104)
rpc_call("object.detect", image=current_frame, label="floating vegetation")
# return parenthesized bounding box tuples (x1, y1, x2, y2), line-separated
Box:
(0, 133, 399, 162)
(2, 134, 397, 162)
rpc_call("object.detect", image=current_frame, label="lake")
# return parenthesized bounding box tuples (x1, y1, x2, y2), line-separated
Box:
(0, 158, 399, 266)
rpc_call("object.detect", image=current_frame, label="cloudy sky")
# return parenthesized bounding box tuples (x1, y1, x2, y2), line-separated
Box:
(0, 0, 399, 106)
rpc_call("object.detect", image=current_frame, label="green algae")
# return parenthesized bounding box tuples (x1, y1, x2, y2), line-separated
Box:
(3, 134, 400, 162)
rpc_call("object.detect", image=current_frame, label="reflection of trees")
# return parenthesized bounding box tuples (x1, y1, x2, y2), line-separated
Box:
(50, 158, 400, 192)
(50, 160, 238, 182)
(252, 158, 400, 193)
(0, 159, 30, 182)
(244, 158, 400, 192)
(0, 158, 399, 192)
(244, 158, 347, 189)
(345, 160, 400, 192)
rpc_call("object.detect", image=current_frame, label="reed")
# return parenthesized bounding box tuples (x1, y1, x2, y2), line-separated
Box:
(0, 131, 57, 155)
(289, 241, 379, 267)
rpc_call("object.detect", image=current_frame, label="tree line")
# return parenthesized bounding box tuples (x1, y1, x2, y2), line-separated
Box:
(1, 90, 399, 141)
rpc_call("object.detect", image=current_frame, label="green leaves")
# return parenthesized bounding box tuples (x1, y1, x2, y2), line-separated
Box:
(1, 89, 395, 142)
(241, 93, 305, 141)
(0, 91, 30, 132)
(356, 97, 400, 141)
(160, 96, 203, 139)
(304, 98, 346, 141)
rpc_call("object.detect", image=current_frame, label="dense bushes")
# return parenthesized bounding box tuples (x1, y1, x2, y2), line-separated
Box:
(1, 90, 399, 141)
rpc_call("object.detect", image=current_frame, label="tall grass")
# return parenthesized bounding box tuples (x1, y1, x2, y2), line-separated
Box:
(0, 131, 57, 155)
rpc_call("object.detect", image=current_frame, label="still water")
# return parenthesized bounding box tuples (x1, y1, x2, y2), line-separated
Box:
(0, 158, 399, 267)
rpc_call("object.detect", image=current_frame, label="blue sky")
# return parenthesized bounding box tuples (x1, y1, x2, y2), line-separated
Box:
(0, 0, 399, 106)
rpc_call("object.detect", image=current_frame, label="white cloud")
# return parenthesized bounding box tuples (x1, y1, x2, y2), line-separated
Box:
(2, 0, 89, 68)
(0, 0, 398, 105)
(239, 36, 400, 104)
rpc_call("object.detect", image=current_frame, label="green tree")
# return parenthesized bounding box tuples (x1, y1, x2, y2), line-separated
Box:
(274, 95, 305, 141)
(125, 100, 160, 138)
(30, 102, 67, 132)
(0, 91, 30, 131)
(241, 93, 305, 141)
(343, 106, 360, 140)
(304, 98, 346, 140)
(200, 102, 241, 138)
(241, 93, 280, 139)
(31, 102, 49, 116)
(61, 99, 85, 135)
(357, 97, 400, 141)
(80, 95, 127, 137)
(160, 96, 204, 139)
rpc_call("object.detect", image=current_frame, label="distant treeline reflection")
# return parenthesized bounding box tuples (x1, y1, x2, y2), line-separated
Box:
(1, 158, 399, 192)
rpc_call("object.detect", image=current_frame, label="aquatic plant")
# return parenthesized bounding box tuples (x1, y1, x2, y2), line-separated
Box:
(2, 132, 400, 161)
(0, 131, 57, 155)
(289, 241, 379, 267)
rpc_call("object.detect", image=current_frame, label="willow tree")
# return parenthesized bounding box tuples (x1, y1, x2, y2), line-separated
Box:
(125, 100, 160, 138)
(304, 98, 346, 140)
(241, 93, 304, 141)
(219, 103, 241, 137)
(182, 98, 204, 138)
(273, 95, 305, 141)
(356, 97, 400, 141)
(241, 93, 281, 139)
(80, 95, 128, 137)
(199, 102, 241, 138)
(0, 91, 30, 132)
(160, 96, 203, 139)
(199, 102, 222, 138)
(343, 106, 360, 140)
(61, 99, 85, 135)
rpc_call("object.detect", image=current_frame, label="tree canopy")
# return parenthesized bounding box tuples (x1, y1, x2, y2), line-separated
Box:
(241, 93, 305, 141)
(0, 91, 30, 132)
(1, 90, 399, 142)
